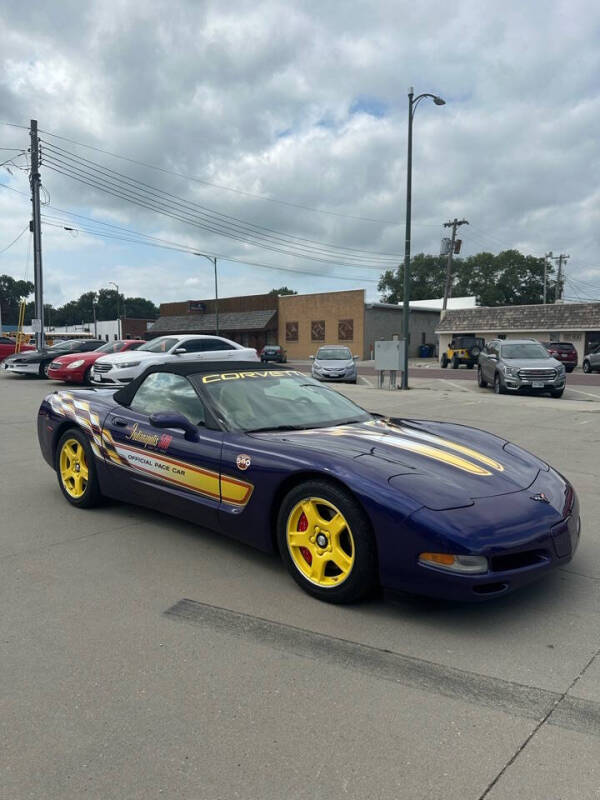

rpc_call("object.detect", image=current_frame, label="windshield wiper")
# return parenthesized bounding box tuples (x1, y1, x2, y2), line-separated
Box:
(246, 424, 309, 433)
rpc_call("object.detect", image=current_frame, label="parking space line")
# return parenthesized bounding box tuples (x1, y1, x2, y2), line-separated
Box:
(566, 387, 600, 401)
(440, 379, 476, 393)
(359, 375, 373, 387)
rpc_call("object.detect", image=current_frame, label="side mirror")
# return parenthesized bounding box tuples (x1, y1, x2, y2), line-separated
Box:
(309, 355, 315, 360)
(149, 411, 199, 442)
(174, 347, 186, 355)
(353, 355, 359, 360)
(489, 354, 497, 361)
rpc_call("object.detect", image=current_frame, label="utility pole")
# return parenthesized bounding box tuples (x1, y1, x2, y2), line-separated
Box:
(92, 301, 98, 338)
(550, 253, 569, 302)
(30, 120, 45, 350)
(543, 251, 553, 304)
(442, 218, 469, 312)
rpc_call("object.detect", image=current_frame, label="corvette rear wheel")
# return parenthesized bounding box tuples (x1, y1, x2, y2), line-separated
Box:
(277, 481, 377, 603)
(56, 429, 101, 508)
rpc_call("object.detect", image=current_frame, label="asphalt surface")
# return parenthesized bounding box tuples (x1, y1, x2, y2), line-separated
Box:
(1, 372, 599, 799)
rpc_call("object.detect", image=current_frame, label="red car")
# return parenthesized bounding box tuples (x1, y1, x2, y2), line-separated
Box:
(0, 335, 35, 362)
(542, 341, 578, 373)
(47, 340, 142, 384)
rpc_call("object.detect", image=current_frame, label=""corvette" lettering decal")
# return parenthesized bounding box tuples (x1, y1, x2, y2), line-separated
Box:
(202, 370, 303, 383)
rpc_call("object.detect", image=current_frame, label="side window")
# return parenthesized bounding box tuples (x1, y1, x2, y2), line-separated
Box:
(202, 339, 235, 352)
(130, 373, 205, 425)
(177, 339, 206, 353)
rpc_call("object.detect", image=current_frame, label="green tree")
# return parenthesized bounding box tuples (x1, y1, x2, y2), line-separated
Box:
(0, 275, 34, 326)
(269, 286, 297, 295)
(378, 254, 451, 303)
(379, 250, 558, 307)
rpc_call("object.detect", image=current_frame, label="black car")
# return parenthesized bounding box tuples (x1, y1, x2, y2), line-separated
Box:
(3, 339, 104, 378)
(260, 344, 287, 363)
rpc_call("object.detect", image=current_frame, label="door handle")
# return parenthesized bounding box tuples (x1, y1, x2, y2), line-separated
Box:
(111, 416, 129, 427)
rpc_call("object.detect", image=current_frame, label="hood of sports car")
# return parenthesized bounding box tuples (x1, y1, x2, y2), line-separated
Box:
(267, 417, 546, 510)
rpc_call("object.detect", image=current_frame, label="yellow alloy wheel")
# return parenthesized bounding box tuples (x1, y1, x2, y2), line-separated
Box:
(286, 497, 355, 587)
(59, 437, 89, 499)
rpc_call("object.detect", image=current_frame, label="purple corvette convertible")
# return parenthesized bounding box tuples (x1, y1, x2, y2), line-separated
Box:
(37, 361, 580, 603)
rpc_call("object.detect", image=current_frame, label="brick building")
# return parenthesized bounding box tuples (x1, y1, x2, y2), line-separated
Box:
(148, 293, 278, 351)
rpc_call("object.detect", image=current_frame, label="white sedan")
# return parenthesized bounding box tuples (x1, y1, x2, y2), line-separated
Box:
(91, 334, 259, 386)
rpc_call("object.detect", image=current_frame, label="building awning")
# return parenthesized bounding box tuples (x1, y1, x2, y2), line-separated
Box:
(149, 309, 277, 333)
(436, 303, 600, 333)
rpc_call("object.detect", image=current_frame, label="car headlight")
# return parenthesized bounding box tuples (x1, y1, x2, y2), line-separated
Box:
(67, 359, 85, 369)
(504, 365, 518, 378)
(419, 553, 488, 574)
(116, 361, 141, 369)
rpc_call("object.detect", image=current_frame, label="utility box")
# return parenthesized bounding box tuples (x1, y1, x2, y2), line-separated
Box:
(375, 339, 405, 371)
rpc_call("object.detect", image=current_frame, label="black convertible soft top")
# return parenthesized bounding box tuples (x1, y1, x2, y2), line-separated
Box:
(113, 360, 293, 406)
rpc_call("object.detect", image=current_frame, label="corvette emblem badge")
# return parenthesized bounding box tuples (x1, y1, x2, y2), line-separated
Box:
(236, 454, 251, 471)
(531, 493, 550, 503)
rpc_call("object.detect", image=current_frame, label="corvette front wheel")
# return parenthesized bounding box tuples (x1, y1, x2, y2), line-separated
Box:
(277, 480, 377, 603)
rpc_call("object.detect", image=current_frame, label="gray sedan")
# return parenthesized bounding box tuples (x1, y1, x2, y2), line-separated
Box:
(311, 345, 358, 383)
(478, 339, 566, 398)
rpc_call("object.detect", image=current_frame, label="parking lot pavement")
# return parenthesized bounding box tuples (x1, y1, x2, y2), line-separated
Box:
(1, 373, 599, 800)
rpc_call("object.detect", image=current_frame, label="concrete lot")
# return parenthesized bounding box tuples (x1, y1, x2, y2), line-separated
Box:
(1, 372, 599, 799)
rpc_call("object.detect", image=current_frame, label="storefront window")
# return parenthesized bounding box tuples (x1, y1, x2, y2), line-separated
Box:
(338, 319, 354, 341)
(311, 320, 325, 341)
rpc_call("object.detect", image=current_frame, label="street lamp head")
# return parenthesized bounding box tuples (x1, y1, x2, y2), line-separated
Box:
(433, 96, 446, 106)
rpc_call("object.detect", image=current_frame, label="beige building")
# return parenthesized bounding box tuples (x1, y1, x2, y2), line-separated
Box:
(436, 302, 600, 363)
(278, 289, 366, 359)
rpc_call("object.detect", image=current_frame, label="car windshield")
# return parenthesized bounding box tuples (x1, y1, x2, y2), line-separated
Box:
(501, 343, 549, 359)
(50, 340, 82, 349)
(96, 341, 133, 354)
(136, 337, 178, 353)
(316, 348, 352, 360)
(197, 370, 370, 431)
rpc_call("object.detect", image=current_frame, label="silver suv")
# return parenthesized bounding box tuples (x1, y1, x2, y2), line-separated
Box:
(478, 339, 566, 398)
(582, 345, 600, 374)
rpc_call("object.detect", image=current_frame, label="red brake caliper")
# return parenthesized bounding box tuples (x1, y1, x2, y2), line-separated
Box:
(297, 512, 312, 565)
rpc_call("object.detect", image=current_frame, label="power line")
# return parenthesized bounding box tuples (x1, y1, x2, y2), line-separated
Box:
(40, 219, 380, 284)
(42, 155, 398, 268)
(41, 141, 401, 262)
(38, 126, 408, 227)
(0, 224, 29, 255)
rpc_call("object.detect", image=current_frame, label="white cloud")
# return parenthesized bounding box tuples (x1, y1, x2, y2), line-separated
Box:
(0, 0, 599, 308)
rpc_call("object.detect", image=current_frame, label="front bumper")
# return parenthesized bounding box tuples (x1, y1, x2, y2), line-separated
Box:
(312, 370, 357, 382)
(378, 472, 580, 601)
(47, 367, 86, 382)
(90, 371, 132, 386)
(3, 361, 40, 374)
(503, 375, 566, 391)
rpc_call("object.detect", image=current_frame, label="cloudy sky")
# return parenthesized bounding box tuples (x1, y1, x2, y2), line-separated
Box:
(1, 0, 599, 310)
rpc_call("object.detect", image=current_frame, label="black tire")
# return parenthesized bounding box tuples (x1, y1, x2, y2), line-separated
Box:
(477, 366, 487, 388)
(441, 354, 448, 368)
(39, 360, 51, 378)
(550, 388, 564, 398)
(582, 360, 591, 374)
(277, 480, 377, 604)
(452, 355, 459, 369)
(494, 373, 506, 395)
(84, 366, 92, 385)
(55, 428, 101, 508)
(565, 366, 574, 373)
(467, 363, 474, 369)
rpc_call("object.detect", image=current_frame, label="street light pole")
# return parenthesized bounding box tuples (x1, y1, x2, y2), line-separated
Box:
(194, 253, 219, 335)
(401, 87, 445, 389)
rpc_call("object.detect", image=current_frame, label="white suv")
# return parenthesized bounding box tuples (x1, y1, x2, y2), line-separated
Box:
(91, 334, 258, 386)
